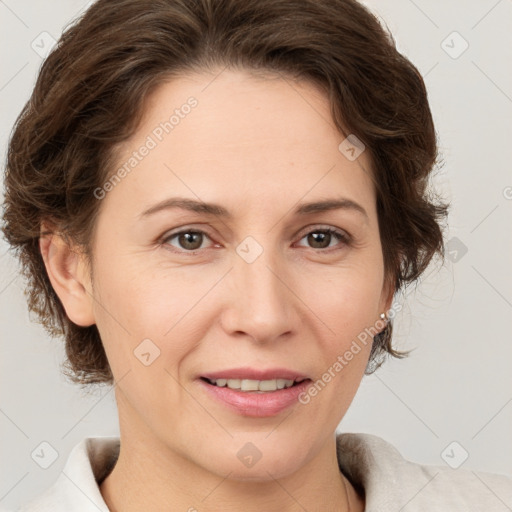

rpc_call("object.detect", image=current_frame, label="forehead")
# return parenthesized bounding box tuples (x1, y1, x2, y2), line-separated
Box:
(105, 68, 377, 222)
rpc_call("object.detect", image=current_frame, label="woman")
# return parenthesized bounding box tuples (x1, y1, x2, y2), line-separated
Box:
(2, 0, 511, 510)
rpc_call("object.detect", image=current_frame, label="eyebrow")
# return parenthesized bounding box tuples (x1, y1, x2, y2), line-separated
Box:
(138, 196, 369, 223)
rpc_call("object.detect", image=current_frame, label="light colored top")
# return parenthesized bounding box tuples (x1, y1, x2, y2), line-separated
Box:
(13, 433, 512, 511)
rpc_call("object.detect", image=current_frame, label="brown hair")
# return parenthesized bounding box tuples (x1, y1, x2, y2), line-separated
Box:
(1, 0, 449, 387)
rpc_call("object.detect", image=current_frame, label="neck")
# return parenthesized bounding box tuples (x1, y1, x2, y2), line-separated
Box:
(99, 429, 364, 512)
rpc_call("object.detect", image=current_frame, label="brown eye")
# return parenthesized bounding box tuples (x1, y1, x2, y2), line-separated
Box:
(297, 227, 350, 251)
(163, 230, 210, 252)
(160, 225, 351, 255)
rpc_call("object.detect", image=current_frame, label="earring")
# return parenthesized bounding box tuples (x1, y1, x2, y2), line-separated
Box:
(380, 312, 388, 323)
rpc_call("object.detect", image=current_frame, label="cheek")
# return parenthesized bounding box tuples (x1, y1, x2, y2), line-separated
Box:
(310, 278, 377, 397)
(91, 258, 214, 370)
(304, 266, 384, 332)
(296, 262, 384, 385)
(90, 264, 195, 419)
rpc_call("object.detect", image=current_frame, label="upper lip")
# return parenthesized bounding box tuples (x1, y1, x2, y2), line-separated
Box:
(200, 367, 309, 381)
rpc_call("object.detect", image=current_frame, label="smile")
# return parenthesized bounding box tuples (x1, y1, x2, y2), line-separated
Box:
(202, 377, 307, 392)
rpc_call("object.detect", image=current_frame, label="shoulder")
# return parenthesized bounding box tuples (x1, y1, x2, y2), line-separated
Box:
(336, 432, 512, 512)
(15, 437, 119, 512)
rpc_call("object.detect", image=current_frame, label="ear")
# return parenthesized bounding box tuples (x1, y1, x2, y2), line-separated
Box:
(378, 272, 396, 328)
(39, 222, 95, 327)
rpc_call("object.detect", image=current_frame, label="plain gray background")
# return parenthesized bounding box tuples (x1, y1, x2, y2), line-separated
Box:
(1, 0, 511, 509)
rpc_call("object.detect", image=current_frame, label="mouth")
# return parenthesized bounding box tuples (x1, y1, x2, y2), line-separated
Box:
(200, 376, 310, 393)
(198, 375, 313, 417)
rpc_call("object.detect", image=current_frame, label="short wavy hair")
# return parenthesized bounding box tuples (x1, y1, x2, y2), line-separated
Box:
(1, 0, 449, 387)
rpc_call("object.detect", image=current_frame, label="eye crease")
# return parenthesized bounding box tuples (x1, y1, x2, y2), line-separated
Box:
(160, 225, 352, 254)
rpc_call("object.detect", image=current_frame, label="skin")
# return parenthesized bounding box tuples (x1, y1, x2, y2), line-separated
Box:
(40, 68, 394, 512)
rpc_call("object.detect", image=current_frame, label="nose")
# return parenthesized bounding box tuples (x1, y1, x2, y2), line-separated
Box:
(219, 247, 297, 344)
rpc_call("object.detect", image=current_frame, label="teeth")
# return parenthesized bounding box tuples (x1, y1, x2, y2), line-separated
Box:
(208, 378, 299, 392)
(276, 379, 288, 390)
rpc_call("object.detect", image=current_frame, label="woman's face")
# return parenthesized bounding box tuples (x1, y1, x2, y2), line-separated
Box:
(80, 69, 393, 479)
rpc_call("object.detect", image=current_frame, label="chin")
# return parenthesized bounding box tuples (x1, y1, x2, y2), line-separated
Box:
(211, 458, 300, 482)
(198, 439, 307, 482)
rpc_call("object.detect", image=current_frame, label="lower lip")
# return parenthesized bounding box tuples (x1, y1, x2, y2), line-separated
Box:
(198, 378, 312, 417)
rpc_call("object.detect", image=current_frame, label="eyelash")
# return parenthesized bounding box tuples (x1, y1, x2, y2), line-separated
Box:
(160, 225, 352, 255)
